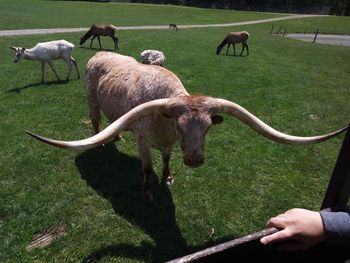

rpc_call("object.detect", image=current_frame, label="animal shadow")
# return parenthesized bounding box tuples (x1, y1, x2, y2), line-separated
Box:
(226, 54, 249, 57)
(216, 53, 249, 57)
(75, 142, 189, 262)
(6, 79, 70, 94)
(79, 46, 115, 52)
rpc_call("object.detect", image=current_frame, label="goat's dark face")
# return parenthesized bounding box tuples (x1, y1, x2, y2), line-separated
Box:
(10, 47, 25, 63)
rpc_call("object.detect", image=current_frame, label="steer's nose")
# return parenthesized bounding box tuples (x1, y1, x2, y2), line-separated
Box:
(184, 154, 204, 168)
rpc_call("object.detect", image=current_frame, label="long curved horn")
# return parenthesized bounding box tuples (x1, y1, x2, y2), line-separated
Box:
(26, 98, 171, 150)
(210, 98, 347, 145)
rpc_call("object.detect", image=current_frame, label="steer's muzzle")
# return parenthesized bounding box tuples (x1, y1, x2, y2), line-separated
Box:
(184, 154, 205, 168)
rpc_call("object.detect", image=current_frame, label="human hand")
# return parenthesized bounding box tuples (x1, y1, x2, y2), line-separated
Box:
(260, 208, 325, 251)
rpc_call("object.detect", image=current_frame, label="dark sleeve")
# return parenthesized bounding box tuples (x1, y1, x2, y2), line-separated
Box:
(320, 210, 350, 244)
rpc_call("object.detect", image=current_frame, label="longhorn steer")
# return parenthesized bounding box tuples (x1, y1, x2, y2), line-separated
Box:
(27, 51, 347, 200)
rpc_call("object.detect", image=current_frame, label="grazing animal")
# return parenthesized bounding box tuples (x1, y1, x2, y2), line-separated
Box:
(80, 24, 119, 50)
(140, 50, 166, 66)
(10, 40, 80, 83)
(169, 24, 178, 31)
(27, 52, 347, 200)
(216, 31, 249, 56)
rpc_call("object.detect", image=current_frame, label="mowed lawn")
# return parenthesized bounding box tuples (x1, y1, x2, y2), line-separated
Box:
(1, 1, 350, 262)
(0, 0, 286, 30)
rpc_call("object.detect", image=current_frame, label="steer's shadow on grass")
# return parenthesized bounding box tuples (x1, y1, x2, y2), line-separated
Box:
(75, 142, 190, 262)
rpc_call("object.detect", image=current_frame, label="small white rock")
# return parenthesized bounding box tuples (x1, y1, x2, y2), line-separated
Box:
(140, 50, 166, 66)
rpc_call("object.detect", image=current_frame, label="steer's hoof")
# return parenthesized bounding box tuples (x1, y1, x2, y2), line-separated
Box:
(164, 176, 174, 186)
(144, 190, 154, 201)
(116, 133, 124, 141)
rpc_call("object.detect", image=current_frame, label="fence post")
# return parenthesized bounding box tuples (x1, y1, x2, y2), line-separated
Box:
(313, 29, 319, 43)
(277, 25, 283, 34)
(283, 27, 287, 37)
(321, 124, 350, 210)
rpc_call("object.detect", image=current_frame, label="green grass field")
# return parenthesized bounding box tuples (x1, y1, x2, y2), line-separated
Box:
(0, 0, 286, 30)
(1, 1, 350, 262)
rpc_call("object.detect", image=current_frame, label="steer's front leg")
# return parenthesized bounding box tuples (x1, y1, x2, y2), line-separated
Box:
(136, 136, 154, 201)
(162, 150, 174, 186)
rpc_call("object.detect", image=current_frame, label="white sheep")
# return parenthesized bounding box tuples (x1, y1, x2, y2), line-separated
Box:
(140, 50, 166, 66)
(10, 40, 80, 82)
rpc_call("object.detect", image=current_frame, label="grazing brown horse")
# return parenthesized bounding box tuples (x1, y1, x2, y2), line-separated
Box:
(80, 24, 119, 50)
(169, 23, 179, 31)
(216, 31, 249, 56)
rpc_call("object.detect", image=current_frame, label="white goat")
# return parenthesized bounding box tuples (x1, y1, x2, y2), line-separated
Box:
(140, 50, 166, 66)
(10, 40, 80, 82)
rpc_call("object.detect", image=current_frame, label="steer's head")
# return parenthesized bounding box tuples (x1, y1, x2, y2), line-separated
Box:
(25, 96, 347, 164)
(162, 96, 223, 167)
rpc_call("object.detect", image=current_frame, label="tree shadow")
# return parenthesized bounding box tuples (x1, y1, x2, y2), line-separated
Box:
(6, 79, 70, 94)
(75, 142, 190, 262)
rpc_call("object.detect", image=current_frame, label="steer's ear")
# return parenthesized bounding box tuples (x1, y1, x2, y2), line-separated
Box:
(211, 115, 223, 125)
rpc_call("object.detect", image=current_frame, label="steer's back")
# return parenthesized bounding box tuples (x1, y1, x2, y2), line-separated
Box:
(86, 51, 188, 122)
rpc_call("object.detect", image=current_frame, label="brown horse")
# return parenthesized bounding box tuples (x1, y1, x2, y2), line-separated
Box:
(216, 31, 249, 56)
(169, 23, 179, 31)
(80, 24, 119, 50)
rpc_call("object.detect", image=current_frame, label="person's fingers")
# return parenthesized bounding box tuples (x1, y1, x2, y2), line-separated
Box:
(260, 229, 292, 245)
(266, 216, 287, 228)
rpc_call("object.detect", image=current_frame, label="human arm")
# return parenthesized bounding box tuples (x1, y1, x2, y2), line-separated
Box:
(320, 209, 350, 244)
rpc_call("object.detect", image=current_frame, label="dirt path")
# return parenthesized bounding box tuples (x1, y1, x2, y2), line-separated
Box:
(0, 14, 323, 37)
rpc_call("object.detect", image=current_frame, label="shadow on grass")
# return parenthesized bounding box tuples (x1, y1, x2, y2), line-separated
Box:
(79, 46, 116, 52)
(6, 79, 71, 94)
(75, 142, 189, 262)
(75, 142, 241, 262)
(217, 53, 249, 57)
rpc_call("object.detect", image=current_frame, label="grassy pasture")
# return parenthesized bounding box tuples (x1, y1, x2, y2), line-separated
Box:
(271, 15, 350, 35)
(0, 0, 285, 30)
(1, 1, 350, 262)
